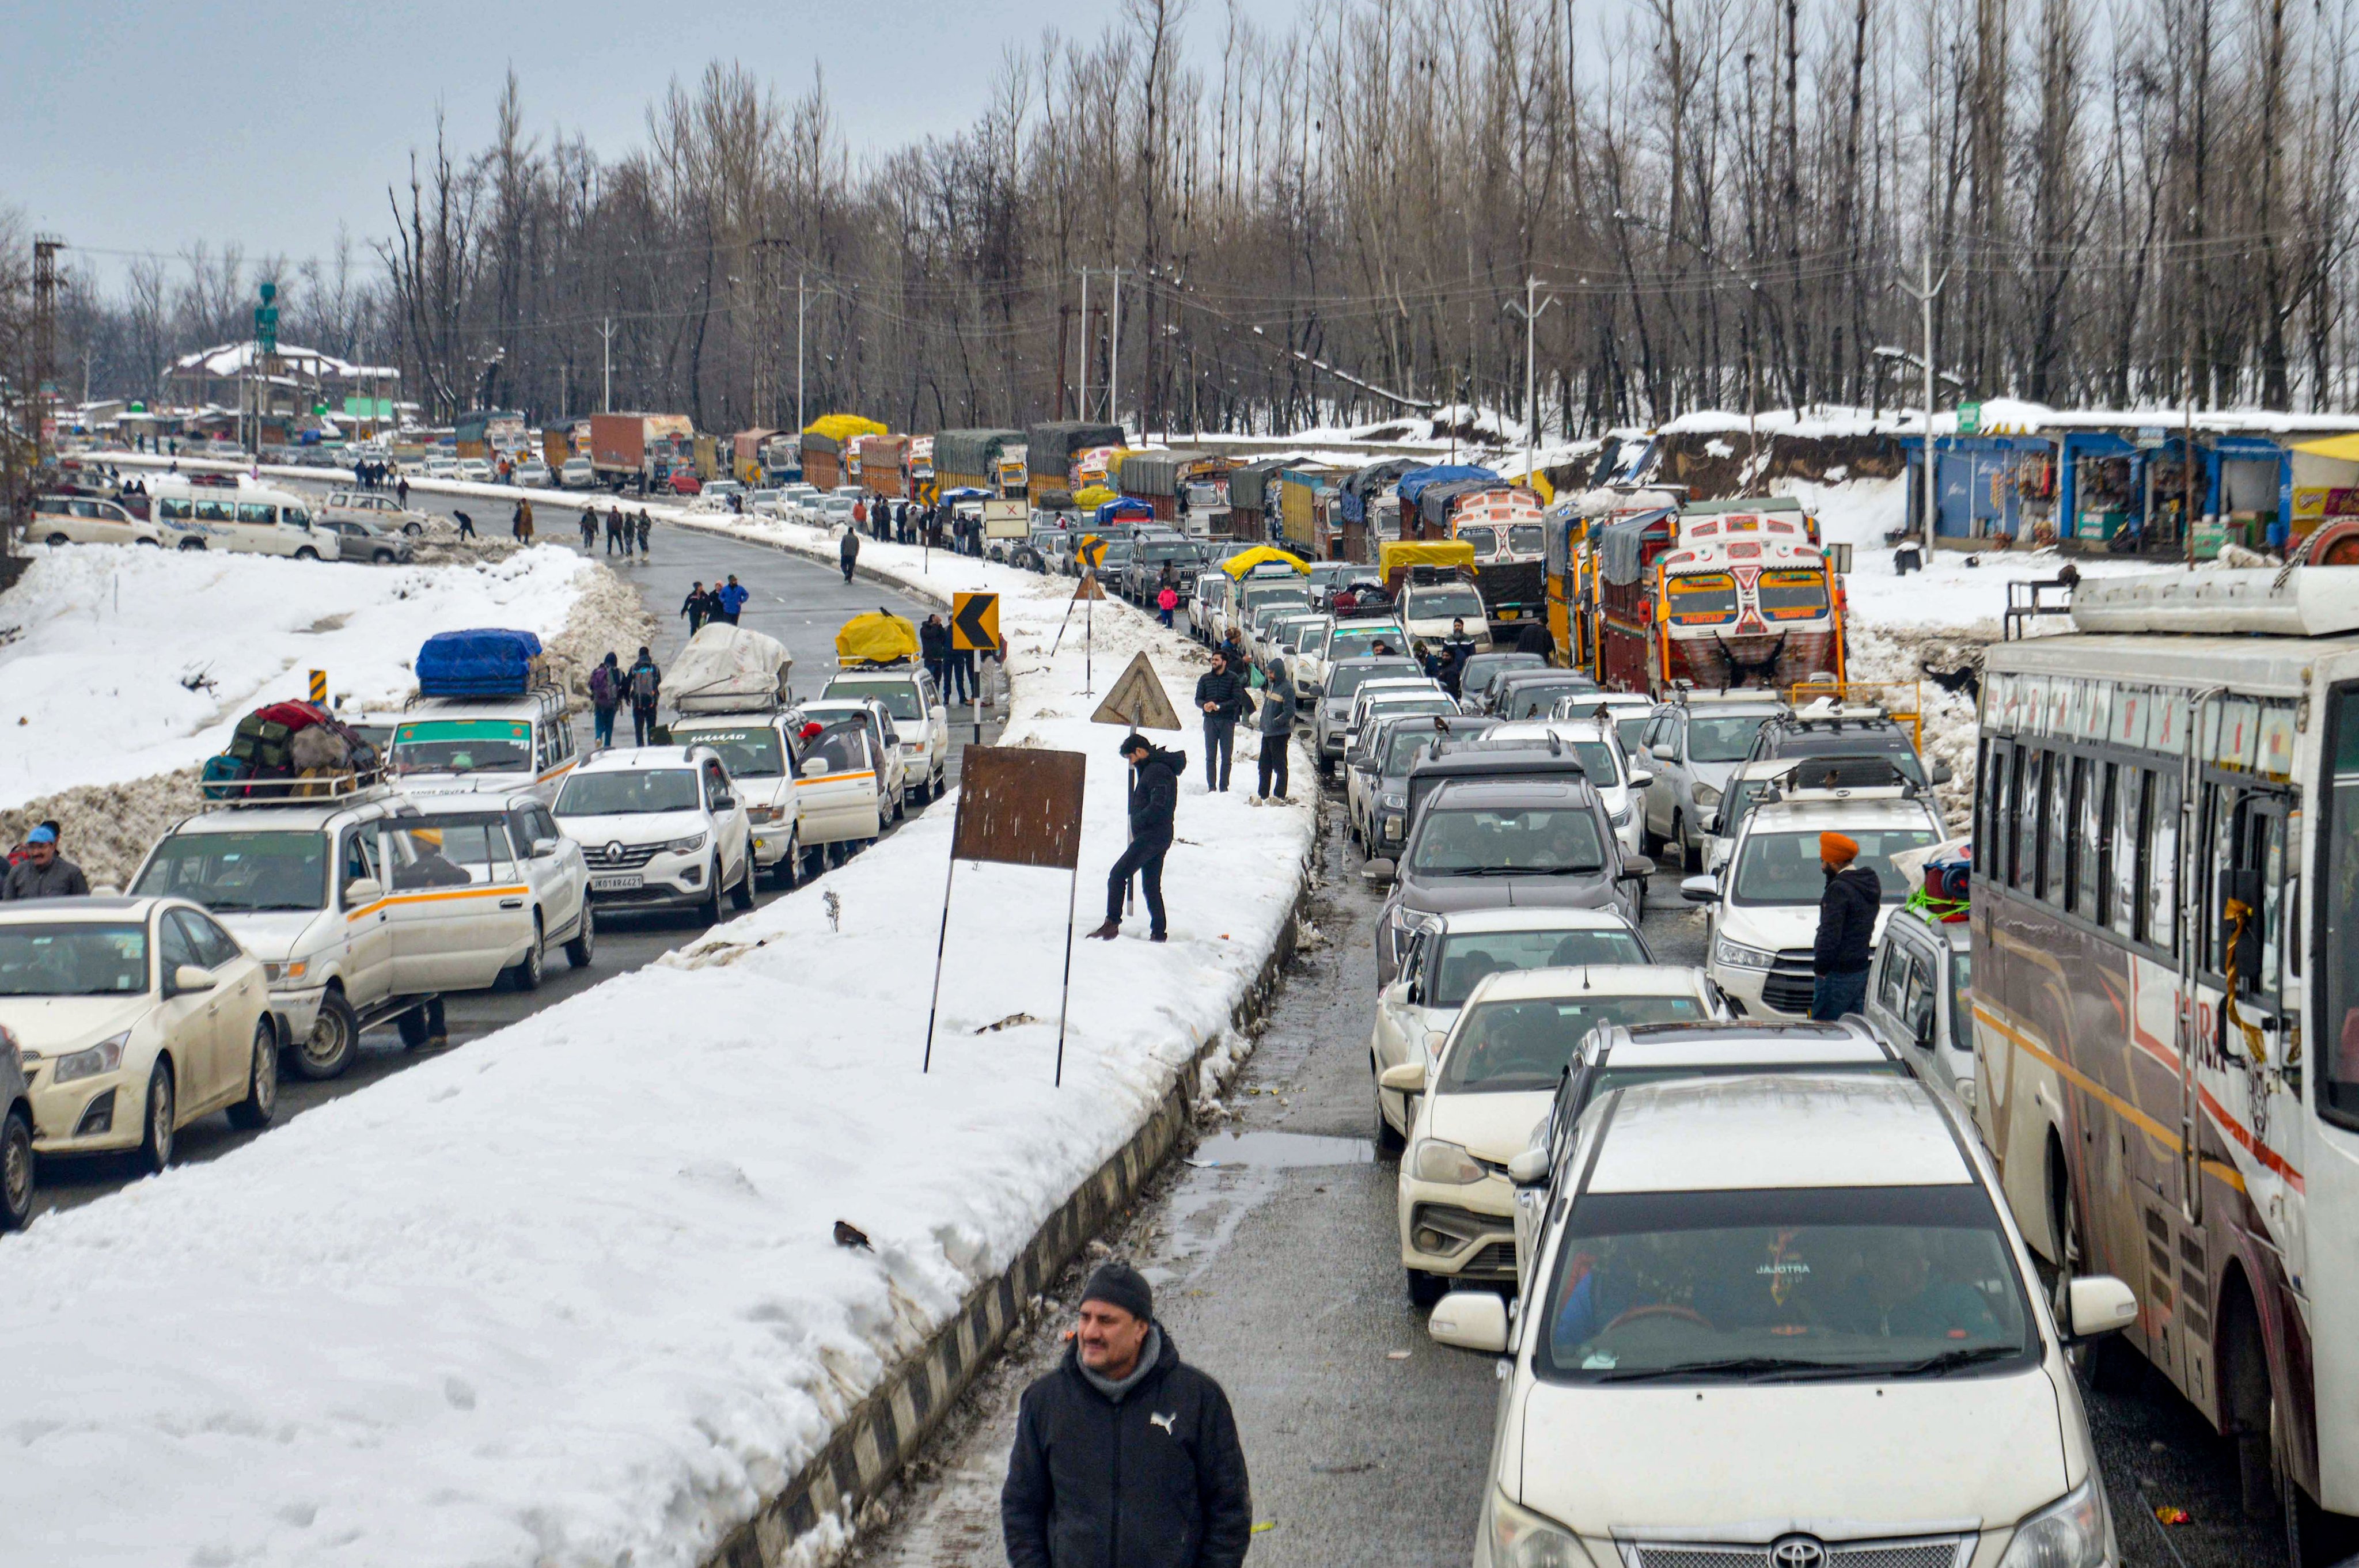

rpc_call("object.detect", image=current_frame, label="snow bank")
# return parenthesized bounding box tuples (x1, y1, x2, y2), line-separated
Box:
(0, 544, 1315, 1568)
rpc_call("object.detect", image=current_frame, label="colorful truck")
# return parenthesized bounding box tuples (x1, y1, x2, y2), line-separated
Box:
(590, 412, 696, 488)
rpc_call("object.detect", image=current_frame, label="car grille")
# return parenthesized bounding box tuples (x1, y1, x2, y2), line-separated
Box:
(1759, 949, 1819, 1014)
(1461, 1241, 1517, 1279)
(586, 842, 665, 871)
(1626, 1537, 1972, 1568)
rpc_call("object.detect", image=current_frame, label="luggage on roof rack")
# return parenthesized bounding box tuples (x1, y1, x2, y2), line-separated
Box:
(416, 629, 547, 697)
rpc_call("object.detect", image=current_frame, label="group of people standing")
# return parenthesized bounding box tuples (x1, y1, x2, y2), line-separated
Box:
(351, 459, 397, 491)
(587, 648, 666, 747)
(678, 577, 750, 635)
(596, 505, 655, 557)
(850, 494, 990, 555)
(917, 612, 979, 704)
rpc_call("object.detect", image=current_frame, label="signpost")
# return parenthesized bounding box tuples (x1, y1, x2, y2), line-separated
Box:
(1955, 401, 1981, 436)
(983, 498, 1030, 540)
(950, 591, 1001, 653)
(1089, 652, 1181, 731)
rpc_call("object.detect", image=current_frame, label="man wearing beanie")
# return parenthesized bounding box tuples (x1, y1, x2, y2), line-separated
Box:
(1811, 831, 1879, 1020)
(1002, 1261, 1251, 1568)
(1088, 734, 1184, 943)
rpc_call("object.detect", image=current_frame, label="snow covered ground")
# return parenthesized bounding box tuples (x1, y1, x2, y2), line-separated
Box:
(0, 542, 1314, 1568)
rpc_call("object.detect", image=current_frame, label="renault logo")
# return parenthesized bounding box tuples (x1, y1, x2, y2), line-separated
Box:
(604, 842, 625, 863)
(1769, 1536, 1827, 1568)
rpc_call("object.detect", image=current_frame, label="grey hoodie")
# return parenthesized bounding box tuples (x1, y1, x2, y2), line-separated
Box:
(1256, 661, 1295, 734)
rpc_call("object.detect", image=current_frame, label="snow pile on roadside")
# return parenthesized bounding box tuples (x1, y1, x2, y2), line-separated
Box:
(0, 544, 605, 813)
(0, 554, 1313, 1568)
(0, 773, 204, 895)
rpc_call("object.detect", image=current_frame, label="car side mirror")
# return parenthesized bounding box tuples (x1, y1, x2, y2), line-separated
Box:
(1427, 1290, 1511, 1353)
(1362, 857, 1397, 884)
(1628, 769, 1655, 788)
(532, 837, 560, 859)
(1507, 1148, 1551, 1187)
(170, 963, 217, 996)
(800, 756, 828, 779)
(2066, 1274, 2139, 1339)
(344, 876, 383, 906)
(1931, 761, 1954, 784)
(1618, 853, 1656, 882)
(1379, 1061, 1428, 1094)
(1913, 1008, 1937, 1051)
(1697, 808, 1719, 833)
(1681, 874, 1720, 903)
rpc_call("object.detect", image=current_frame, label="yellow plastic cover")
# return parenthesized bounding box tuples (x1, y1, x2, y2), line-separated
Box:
(804, 413, 888, 445)
(1073, 484, 1117, 509)
(1378, 540, 1478, 575)
(1221, 545, 1310, 578)
(835, 611, 920, 664)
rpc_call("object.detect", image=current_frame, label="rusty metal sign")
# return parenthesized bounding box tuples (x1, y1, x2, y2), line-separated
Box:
(950, 746, 1087, 870)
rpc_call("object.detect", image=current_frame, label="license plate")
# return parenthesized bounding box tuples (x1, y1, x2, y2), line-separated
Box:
(1499, 608, 1520, 618)
(591, 873, 643, 891)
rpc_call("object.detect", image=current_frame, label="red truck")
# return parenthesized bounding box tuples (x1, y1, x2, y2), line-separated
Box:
(591, 413, 693, 488)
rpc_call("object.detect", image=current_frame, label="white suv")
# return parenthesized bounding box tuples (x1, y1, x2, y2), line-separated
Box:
(552, 746, 754, 924)
(1431, 1072, 2134, 1568)
(822, 666, 949, 804)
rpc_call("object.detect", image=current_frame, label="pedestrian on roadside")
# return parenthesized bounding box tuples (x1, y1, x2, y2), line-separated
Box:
(1000, 1260, 1249, 1568)
(606, 505, 625, 555)
(852, 497, 868, 537)
(625, 647, 662, 746)
(588, 653, 621, 748)
(1810, 832, 1879, 1020)
(919, 613, 951, 693)
(1086, 738, 1184, 943)
(717, 574, 749, 625)
(839, 522, 860, 584)
(578, 510, 597, 550)
(1156, 582, 1179, 628)
(1251, 656, 1295, 804)
(681, 582, 710, 636)
(949, 640, 977, 704)
(396, 476, 409, 507)
(635, 511, 652, 556)
(3, 824, 90, 901)
(454, 510, 477, 540)
(511, 498, 534, 542)
(1194, 649, 1245, 792)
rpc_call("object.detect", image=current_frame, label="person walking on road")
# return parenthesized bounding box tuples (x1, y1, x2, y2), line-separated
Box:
(716, 575, 749, 625)
(1810, 832, 1880, 1020)
(839, 523, 860, 584)
(578, 509, 597, 550)
(1088, 736, 1184, 943)
(635, 511, 652, 557)
(681, 582, 710, 636)
(1000, 1261, 1250, 1568)
(3, 825, 90, 901)
(1251, 656, 1295, 804)
(588, 653, 622, 749)
(1194, 650, 1245, 792)
(625, 647, 662, 746)
(1156, 582, 1179, 628)
(606, 505, 626, 556)
(919, 613, 950, 693)
(511, 497, 534, 543)
(396, 476, 410, 508)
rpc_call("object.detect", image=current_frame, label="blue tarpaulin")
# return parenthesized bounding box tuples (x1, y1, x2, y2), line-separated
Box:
(416, 629, 545, 697)
(1094, 497, 1154, 525)
(1395, 465, 1499, 510)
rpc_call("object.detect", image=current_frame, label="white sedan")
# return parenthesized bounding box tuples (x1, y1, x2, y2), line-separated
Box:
(0, 895, 278, 1174)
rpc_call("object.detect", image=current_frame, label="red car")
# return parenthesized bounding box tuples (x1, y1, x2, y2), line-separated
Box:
(665, 470, 702, 495)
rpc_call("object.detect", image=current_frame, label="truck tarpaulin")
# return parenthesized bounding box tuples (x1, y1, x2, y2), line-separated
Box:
(1395, 465, 1500, 511)
(858, 434, 911, 497)
(415, 629, 547, 698)
(1416, 477, 1500, 532)
(1337, 458, 1421, 523)
(669, 624, 794, 713)
(1023, 422, 1124, 499)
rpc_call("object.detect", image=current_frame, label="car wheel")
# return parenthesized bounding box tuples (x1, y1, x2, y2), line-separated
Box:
(403, 520, 423, 536)
(771, 836, 799, 892)
(136, 1059, 176, 1175)
(1406, 1269, 1448, 1309)
(1373, 1070, 1406, 1155)
(226, 1017, 280, 1130)
(892, 785, 907, 822)
(373, 548, 396, 564)
(564, 902, 597, 967)
(44, 532, 69, 546)
(177, 536, 207, 551)
(136, 536, 162, 548)
(0, 1106, 34, 1231)
(291, 989, 358, 1080)
(507, 916, 545, 991)
(295, 545, 319, 560)
(729, 855, 756, 911)
(701, 859, 725, 924)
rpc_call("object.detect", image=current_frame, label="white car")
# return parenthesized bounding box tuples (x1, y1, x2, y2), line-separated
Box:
(458, 458, 494, 483)
(515, 460, 553, 488)
(1371, 908, 1654, 1148)
(150, 480, 339, 558)
(31, 493, 172, 548)
(423, 457, 460, 479)
(1, 895, 278, 1174)
(796, 698, 908, 816)
(1486, 718, 1653, 858)
(552, 746, 756, 923)
(1434, 1072, 2134, 1568)
(791, 715, 890, 867)
(560, 458, 598, 490)
(669, 712, 807, 888)
(401, 792, 597, 989)
(1637, 695, 1789, 871)
(320, 489, 447, 538)
(1682, 789, 1944, 1018)
(822, 666, 949, 804)
(1550, 688, 1655, 758)
(1388, 963, 1718, 1304)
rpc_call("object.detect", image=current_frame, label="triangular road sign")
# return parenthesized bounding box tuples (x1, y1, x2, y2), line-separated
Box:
(1071, 570, 1107, 601)
(1090, 650, 1181, 730)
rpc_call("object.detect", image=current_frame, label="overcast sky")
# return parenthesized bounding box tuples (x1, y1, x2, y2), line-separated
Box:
(10, 0, 1300, 290)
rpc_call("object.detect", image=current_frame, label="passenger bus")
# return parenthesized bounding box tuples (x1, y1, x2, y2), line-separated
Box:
(1976, 568, 2359, 1551)
(1595, 505, 1841, 694)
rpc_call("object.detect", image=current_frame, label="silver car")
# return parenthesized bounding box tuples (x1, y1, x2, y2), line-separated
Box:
(1636, 700, 1787, 871)
(318, 516, 414, 564)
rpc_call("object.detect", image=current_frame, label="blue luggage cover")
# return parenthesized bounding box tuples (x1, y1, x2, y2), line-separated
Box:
(416, 629, 544, 697)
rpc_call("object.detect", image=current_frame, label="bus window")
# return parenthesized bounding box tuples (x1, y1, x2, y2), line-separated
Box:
(2042, 750, 2069, 906)
(2091, 761, 2117, 927)
(237, 502, 276, 525)
(2111, 764, 2140, 939)
(2066, 756, 2093, 916)
(2326, 690, 2359, 1126)
(2009, 748, 2034, 891)
(2149, 770, 2179, 954)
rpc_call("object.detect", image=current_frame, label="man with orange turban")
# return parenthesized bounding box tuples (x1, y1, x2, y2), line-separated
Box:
(1812, 831, 1880, 1020)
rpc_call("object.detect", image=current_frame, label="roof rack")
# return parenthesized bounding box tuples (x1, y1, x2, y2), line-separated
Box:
(402, 679, 570, 712)
(1755, 753, 1919, 806)
(1786, 680, 1920, 747)
(203, 768, 393, 808)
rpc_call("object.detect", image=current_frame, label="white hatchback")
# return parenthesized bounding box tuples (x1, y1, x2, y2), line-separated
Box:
(552, 747, 755, 924)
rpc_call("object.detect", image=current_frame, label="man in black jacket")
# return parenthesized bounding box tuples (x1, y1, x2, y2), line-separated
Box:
(919, 613, 951, 694)
(1811, 831, 1880, 1019)
(1089, 734, 1181, 941)
(1193, 651, 1246, 792)
(1002, 1262, 1251, 1568)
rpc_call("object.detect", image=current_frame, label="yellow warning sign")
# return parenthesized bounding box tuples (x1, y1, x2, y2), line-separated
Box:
(951, 591, 1002, 653)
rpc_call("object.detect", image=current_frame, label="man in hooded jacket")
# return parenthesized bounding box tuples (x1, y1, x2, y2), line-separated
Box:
(1002, 1262, 1250, 1568)
(1811, 831, 1880, 1019)
(1089, 734, 1182, 941)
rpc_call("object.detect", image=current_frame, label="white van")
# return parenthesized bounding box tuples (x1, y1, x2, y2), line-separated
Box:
(151, 479, 338, 558)
(668, 712, 806, 888)
(386, 686, 580, 804)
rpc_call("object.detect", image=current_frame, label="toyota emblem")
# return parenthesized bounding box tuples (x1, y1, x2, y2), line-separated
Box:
(1769, 1536, 1827, 1568)
(604, 842, 625, 863)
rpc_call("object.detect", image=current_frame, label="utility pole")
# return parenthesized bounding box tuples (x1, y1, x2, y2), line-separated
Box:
(1898, 251, 1948, 557)
(796, 272, 807, 432)
(1076, 269, 1091, 420)
(1501, 276, 1558, 484)
(1109, 269, 1124, 436)
(599, 317, 617, 413)
(1057, 303, 1072, 420)
(32, 237, 60, 473)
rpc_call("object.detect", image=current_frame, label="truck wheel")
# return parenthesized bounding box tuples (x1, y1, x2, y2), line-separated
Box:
(506, 916, 545, 991)
(226, 1018, 279, 1130)
(564, 903, 597, 967)
(136, 1060, 176, 1175)
(0, 1106, 34, 1231)
(729, 856, 755, 912)
(291, 990, 358, 1080)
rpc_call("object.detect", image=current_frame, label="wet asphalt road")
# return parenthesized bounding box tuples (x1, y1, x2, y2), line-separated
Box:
(28, 506, 1003, 1218)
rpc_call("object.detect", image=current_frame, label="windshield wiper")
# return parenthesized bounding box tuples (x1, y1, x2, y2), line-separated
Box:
(1872, 1344, 2025, 1377)
(1530, 863, 1607, 876)
(1594, 1355, 1835, 1383)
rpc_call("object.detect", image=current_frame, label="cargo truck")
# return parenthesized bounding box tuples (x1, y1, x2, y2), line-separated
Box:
(591, 412, 695, 489)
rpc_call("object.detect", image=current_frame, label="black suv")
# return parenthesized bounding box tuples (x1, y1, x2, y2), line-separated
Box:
(1743, 708, 1951, 788)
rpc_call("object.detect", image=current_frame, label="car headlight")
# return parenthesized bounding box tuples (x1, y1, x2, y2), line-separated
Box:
(1380, 792, 1405, 810)
(55, 1030, 131, 1084)
(668, 832, 710, 854)
(1713, 934, 1776, 970)
(263, 959, 309, 984)
(1410, 1138, 1485, 1184)
(746, 805, 778, 824)
(1610, 800, 1635, 826)
(1488, 1488, 1586, 1568)
(1997, 1478, 2109, 1568)
(1693, 780, 1723, 808)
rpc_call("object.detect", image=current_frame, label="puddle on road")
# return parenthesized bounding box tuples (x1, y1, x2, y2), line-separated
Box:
(1184, 1130, 1374, 1169)
(1153, 1132, 1376, 1287)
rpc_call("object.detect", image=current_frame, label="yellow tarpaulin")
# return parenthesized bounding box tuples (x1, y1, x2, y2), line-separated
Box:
(804, 413, 888, 445)
(1220, 545, 1310, 578)
(835, 611, 920, 665)
(1378, 540, 1478, 576)
(2294, 433, 2359, 462)
(1072, 484, 1117, 510)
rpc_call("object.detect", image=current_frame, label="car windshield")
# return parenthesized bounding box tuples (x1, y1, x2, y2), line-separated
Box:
(1428, 928, 1651, 1006)
(1506, 683, 1598, 719)
(1539, 1182, 2034, 1382)
(1408, 585, 1486, 623)
(1409, 807, 1608, 876)
(1329, 628, 1404, 662)
(555, 769, 701, 816)
(1563, 740, 1620, 782)
(679, 726, 786, 779)
(826, 680, 924, 721)
(0, 924, 150, 997)
(1732, 828, 1937, 906)
(1442, 994, 1712, 1092)
(1329, 663, 1420, 700)
(1382, 728, 1442, 773)
(1464, 654, 1544, 693)
(390, 718, 534, 776)
(1948, 950, 1975, 1053)
(135, 830, 329, 912)
(1688, 714, 1779, 762)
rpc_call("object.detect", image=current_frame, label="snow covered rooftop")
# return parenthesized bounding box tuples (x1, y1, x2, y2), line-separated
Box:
(170, 341, 400, 381)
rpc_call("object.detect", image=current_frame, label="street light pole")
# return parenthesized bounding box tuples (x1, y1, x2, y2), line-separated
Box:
(1109, 269, 1124, 436)
(1897, 252, 1949, 557)
(1076, 269, 1090, 419)
(1501, 276, 1558, 484)
(599, 317, 616, 413)
(797, 271, 807, 432)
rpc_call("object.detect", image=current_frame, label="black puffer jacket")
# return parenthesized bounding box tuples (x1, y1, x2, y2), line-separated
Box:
(1128, 746, 1185, 847)
(1002, 1328, 1251, 1568)
(1813, 863, 1881, 975)
(1194, 667, 1246, 724)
